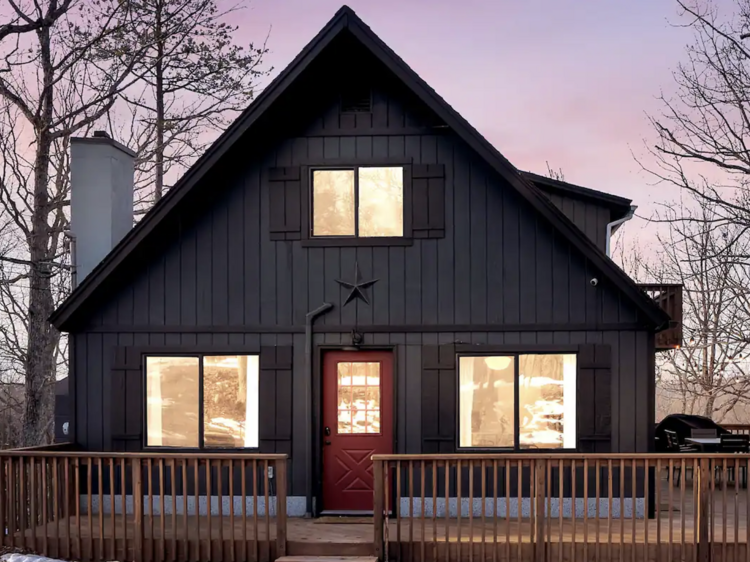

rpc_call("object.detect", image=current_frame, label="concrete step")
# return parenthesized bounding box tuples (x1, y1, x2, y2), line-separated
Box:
(277, 557, 378, 562)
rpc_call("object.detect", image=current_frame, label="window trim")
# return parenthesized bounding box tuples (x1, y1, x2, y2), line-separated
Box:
(301, 161, 413, 247)
(142, 353, 261, 452)
(455, 351, 579, 453)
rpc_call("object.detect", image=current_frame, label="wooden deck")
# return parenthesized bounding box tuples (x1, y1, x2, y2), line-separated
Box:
(12, 476, 750, 562)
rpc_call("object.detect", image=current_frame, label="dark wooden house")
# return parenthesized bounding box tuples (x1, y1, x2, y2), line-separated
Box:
(51, 6, 681, 518)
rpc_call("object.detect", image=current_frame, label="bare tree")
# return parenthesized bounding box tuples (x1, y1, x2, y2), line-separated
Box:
(103, 0, 270, 206)
(625, 195, 750, 422)
(0, 0, 148, 445)
(643, 0, 750, 236)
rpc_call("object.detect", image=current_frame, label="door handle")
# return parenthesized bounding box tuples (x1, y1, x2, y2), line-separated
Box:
(324, 426, 331, 436)
(325, 440, 332, 445)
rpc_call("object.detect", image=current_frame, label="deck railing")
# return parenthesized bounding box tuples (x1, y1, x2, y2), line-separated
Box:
(0, 450, 287, 562)
(724, 424, 750, 435)
(373, 453, 750, 562)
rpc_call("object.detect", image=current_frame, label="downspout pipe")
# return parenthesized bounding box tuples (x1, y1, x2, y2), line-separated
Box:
(305, 302, 333, 517)
(605, 205, 637, 257)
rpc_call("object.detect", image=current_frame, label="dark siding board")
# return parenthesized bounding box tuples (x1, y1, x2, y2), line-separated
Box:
(502, 188, 520, 324)
(372, 247, 389, 324)
(470, 163, 487, 324)
(536, 220, 554, 324)
(324, 248, 340, 326)
(518, 209, 536, 324)
(339, 248, 357, 327)
(307, 248, 325, 317)
(227, 181, 244, 326)
(277, 243, 293, 326)
(421, 240, 438, 324)
(181, 226, 197, 326)
(196, 221, 212, 325)
(453, 145, 471, 324)
(260, 170, 276, 325)
(164, 245, 181, 326)
(211, 198, 229, 326)
(405, 344, 421, 453)
(355, 247, 374, 325)
(635, 330, 649, 452)
(388, 247, 405, 325)
(436, 136, 454, 324)
(76, 334, 88, 447)
(244, 160, 261, 325)
(404, 239, 421, 324)
(132, 269, 149, 325)
(618, 330, 636, 451)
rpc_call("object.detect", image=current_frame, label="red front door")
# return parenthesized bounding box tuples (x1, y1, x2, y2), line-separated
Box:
(322, 351, 393, 512)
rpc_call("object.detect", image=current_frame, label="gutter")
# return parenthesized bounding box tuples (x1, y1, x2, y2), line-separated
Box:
(605, 205, 637, 257)
(305, 302, 333, 517)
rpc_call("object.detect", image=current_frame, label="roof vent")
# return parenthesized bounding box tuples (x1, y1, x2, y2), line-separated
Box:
(340, 86, 371, 113)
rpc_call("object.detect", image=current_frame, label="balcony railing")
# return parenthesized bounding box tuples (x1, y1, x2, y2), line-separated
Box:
(638, 283, 683, 350)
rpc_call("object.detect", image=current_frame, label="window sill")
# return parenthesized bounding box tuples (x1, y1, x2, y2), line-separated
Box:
(301, 237, 414, 248)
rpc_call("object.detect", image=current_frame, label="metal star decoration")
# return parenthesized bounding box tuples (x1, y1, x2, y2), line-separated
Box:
(336, 261, 379, 306)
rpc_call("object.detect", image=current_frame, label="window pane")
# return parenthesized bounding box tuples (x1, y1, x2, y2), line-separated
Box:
(337, 361, 381, 434)
(458, 356, 515, 448)
(518, 354, 577, 449)
(312, 170, 355, 236)
(358, 167, 403, 237)
(146, 357, 199, 447)
(203, 355, 260, 448)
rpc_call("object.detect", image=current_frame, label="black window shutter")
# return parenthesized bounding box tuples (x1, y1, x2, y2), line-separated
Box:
(259, 346, 294, 454)
(421, 344, 456, 453)
(111, 347, 143, 451)
(412, 164, 445, 239)
(577, 344, 612, 453)
(268, 167, 302, 241)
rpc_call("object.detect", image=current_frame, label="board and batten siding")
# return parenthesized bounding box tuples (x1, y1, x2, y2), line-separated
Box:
(69, 72, 656, 497)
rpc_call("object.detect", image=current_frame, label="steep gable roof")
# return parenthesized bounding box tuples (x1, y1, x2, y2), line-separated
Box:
(50, 5, 669, 330)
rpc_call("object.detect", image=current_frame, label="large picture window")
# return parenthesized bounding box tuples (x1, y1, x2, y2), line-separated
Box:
(458, 354, 577, 450)
(311, 167, 404, 238)
(146, 355, 260, 449)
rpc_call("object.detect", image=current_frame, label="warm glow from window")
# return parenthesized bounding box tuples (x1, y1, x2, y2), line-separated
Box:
(203, 355, 260, 448)
(146, 355, 259, 449)
(358, 167, 403, 237)
(311, 167, 403, 237)
(459, 356, 515, 448)
(518, 354, 577, 449)
(458, 354, 577, 449)
(312, 170, 355, 236)
(146, 357, 200, 447)
(337, 362, 381, 434)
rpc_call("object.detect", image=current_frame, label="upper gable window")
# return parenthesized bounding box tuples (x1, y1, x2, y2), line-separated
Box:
(312, 167, 404, 238)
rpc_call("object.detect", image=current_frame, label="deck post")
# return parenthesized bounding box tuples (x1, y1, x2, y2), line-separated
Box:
(276, 457, 288, 558)
(697, 458, 710, 562)
(534, 460, 546, 562)
(133, 459, 144, 562)
(373, 458, 384, 561)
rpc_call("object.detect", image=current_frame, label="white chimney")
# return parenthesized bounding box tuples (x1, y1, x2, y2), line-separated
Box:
(70, 131, 135, 285)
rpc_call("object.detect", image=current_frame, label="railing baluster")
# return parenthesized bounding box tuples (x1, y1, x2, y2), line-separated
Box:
(160, 458, 166, 562)
(275, 458, 287, 560)
(109, 458, 115, 561)
(171, 459, 177, 562)
(194, 459, 200, 562)
(182, 460, 188, 562)
(228, 459, 234, 562)
(263, 460, 273, 562)
(98, 457, 104, 561)
(217, 459, 223, 562)
(206, 459, 212, 562)
(121, 458, 126, 562)
(240, 459, 247, 562)
(432, 460, 437, 562)
(252, 459, 258, 562)
(421, 460, 425, 562)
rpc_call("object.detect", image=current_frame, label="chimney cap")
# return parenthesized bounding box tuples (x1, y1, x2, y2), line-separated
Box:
(70, 134, 136, 158)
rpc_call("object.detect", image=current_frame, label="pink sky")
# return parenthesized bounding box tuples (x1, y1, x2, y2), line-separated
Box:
(235, 0, 711, 244)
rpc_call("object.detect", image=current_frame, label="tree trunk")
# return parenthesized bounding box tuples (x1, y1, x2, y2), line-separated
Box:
(154, 4, 165, 202)
(23, 25, 59, 446)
